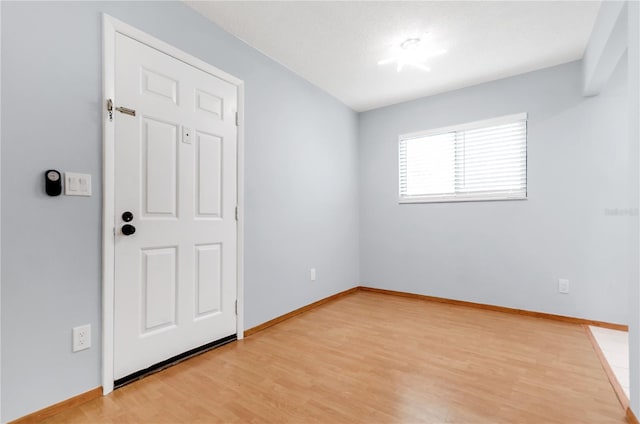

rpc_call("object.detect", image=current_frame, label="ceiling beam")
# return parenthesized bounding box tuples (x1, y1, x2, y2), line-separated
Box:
(582, 1, 628, 97)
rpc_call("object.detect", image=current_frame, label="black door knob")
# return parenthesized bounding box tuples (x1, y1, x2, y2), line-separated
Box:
(122, 224, 136, 236)
(122, 211, 134, 222)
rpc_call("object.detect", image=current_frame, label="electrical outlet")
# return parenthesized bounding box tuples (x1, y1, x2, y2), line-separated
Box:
(558, 279, 570, 294)
(73, 324, 91, 352)
(310, 268, 316, 282)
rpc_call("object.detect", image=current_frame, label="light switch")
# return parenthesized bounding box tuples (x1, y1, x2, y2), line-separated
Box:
(65, 172, 92, 196)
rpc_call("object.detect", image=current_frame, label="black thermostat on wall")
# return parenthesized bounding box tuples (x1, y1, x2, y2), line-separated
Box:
(45, 170, 62, 196)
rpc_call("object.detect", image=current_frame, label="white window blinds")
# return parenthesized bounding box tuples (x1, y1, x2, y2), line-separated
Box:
(399, 113, 527, 203)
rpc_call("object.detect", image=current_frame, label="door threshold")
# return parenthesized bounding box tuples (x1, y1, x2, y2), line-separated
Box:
(114, 334, 237, 389)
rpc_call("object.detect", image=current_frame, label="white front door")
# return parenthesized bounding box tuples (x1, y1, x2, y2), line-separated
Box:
(113, 33, 238, 380)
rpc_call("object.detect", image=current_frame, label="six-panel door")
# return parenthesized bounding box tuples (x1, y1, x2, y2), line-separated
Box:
(113, 33, 238, 379)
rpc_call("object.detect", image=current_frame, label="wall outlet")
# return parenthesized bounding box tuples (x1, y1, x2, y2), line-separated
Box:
(310, 268, 316, 282)
(558, 278, 570, 294)
(73, 324, 91, 352)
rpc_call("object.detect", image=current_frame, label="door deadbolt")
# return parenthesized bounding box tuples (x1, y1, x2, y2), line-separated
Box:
(122, 211, 134, 222)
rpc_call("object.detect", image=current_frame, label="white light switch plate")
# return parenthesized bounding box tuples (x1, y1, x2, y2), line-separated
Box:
(65, 172, 92, 196)
(558, 278, 570, 294)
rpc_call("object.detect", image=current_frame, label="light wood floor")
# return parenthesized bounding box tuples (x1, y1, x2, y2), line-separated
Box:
(44, 291, 626, 423)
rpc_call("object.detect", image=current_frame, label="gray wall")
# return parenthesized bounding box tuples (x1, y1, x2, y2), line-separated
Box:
(359, 59, 631, 325)
(0, 2, 359, 421)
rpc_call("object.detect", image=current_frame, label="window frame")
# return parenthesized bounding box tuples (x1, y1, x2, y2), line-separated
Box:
(398, 112, 528, 204)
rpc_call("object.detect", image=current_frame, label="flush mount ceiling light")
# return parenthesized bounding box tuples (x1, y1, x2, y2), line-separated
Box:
(378, 33, 447, 72)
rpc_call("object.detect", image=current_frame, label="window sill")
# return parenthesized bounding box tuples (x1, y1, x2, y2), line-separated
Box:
(398, 195, 527, 204)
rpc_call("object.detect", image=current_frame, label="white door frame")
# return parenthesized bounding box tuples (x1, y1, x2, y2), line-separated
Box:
(101, 14, 245, 395)
(0, 1, 3, 420)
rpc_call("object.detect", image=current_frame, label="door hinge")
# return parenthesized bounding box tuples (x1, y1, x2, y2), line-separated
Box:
(235, 300, 238, 315)
(235, 111, 239, 126)
(235, 206, 238, 221)
(107, 99, 113, 122)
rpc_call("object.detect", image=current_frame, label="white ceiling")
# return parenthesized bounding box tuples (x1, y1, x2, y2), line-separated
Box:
(186, 1, 600, 112)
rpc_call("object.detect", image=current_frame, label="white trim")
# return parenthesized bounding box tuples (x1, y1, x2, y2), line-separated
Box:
(101, 14, 116, 396)
(399, 112, 527, 142)
(399, 193, 527, 204)
(236, 83, 245, 340)
(101, 14, 245, 395)
(0, 1, 3, 420)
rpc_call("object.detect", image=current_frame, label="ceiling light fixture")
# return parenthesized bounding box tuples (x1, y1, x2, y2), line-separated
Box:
(378, 33, 447, 72)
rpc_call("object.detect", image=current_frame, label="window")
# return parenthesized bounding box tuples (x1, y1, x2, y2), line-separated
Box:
(399, 113, 527, 203)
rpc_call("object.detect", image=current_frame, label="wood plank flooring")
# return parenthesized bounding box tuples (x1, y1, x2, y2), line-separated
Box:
(43, 291, 626, 423)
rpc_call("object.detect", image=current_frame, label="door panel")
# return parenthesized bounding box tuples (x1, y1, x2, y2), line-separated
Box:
(195, 90, 224, 118)
(195, 244, 222, 317)
(142, 118, 178, 217)
(141, 247, 177, 332)
(142, 68, 179, 104)
(114, 33, 238, 379)
(196, 132, 223, 217)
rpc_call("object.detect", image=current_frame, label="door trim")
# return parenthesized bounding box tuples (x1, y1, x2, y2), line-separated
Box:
(101, 14, 245, 395)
